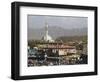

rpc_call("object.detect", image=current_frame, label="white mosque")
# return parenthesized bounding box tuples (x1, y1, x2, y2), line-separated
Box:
(42, 22, 54, 42)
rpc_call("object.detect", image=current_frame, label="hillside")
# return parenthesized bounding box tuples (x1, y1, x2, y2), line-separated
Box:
(28, 26, 87, 40)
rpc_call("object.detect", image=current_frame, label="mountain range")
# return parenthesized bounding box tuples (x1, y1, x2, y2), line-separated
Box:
(28, 26, 87, 40)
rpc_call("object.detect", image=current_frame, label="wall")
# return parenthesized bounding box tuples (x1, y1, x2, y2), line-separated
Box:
(0, 0, 99, 81)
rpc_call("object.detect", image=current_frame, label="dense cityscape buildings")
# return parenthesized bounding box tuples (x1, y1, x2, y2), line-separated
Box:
(28, 21, 88, 66)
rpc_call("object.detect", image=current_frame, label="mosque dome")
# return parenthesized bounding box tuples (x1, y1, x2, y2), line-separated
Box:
(42, 34, 54, 42)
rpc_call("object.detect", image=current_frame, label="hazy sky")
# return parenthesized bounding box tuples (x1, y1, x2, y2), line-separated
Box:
(28, 15, 87, 29)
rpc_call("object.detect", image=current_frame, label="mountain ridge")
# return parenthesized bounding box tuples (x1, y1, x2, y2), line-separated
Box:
(28, 26, 87, 40)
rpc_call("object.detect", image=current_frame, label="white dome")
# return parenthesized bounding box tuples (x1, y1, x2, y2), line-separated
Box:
(42, 35, 54, 42)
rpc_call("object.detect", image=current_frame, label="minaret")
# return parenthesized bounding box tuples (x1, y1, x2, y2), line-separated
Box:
(42, 20, 54, 42)
(45, 22, 48, 41)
